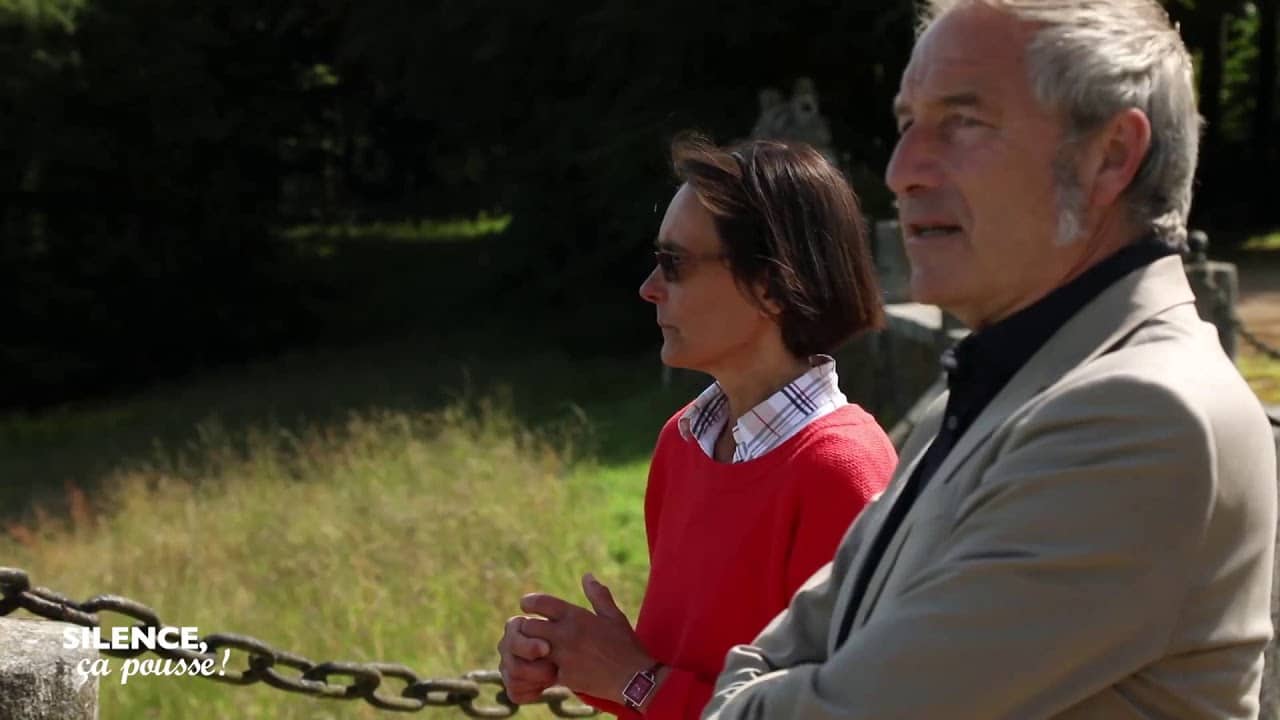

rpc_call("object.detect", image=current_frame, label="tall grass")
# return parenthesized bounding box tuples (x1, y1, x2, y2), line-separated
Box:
(0, 329, 688, 525)
(2, 400, 652, 719)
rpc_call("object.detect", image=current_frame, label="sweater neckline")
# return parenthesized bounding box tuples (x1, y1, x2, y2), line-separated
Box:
(680, 403, 870, 474)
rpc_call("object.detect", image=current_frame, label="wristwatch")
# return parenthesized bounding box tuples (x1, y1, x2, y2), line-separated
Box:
(621, 661, 664, 710)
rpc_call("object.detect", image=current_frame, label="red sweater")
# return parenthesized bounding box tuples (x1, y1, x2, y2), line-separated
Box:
(588, 403, 896, 718)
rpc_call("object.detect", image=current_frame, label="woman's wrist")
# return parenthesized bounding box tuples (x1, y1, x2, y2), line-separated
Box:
(634, 664, 670, 713)
(618, 657, 666, 712)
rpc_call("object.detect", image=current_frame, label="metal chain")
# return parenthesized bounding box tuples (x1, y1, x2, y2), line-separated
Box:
(0, 567, 597, 717)
(1226, 312, 1280, 428)
(1234, 310, 1280, 363)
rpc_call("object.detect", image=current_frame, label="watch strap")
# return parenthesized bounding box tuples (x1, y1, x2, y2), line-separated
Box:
(621, 661, 664, 710)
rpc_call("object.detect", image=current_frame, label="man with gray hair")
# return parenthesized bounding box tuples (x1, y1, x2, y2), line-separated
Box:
(702, 1, 1277, 718)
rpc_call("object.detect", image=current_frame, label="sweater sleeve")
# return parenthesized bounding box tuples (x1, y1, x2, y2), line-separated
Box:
(784, 425, 896, 594)
(575, 692, 638, 719)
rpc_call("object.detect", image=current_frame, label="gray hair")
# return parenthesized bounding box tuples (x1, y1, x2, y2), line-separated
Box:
(920, 0, 1201, 250)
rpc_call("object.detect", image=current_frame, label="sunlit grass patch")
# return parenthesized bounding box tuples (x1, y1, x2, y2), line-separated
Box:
(282, 213, 512, 245)
(0, 0, 87, 30)
(1243, 230, 1280, 252)
(2, 402, 648, 719)
(1239, 350, 1280, 405)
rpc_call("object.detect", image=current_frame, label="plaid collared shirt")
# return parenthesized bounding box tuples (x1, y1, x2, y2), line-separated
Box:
(677, 355, 848, 463)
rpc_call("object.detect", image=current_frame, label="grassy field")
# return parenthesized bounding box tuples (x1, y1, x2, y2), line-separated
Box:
(1236, 339, 1280, 407)
(2, 403, 651, 719)
(0, 322, 704, 719)
(1240, 350, 1280, 405)
(1231, 237, 1280, 406)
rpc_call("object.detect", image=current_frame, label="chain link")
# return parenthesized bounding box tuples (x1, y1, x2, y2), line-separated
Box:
(0, 567, 597, 717)
(1234, 310, 1280, 363)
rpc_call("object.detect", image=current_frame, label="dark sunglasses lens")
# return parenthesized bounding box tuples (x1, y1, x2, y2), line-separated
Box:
(655, 251, 679, 282)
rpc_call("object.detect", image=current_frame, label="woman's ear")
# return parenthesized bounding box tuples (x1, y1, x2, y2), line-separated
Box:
(754, 280, 784, 319)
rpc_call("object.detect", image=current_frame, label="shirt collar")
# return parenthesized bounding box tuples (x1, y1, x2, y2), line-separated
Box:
(678, 354, 847, 462)
(947, 238, 1178, 390)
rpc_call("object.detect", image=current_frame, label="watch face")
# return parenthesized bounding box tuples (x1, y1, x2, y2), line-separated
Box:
(624, 673, 656, 705)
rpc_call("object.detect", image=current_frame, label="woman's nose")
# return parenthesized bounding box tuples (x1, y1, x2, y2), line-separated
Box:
(639, 266, 664, 304)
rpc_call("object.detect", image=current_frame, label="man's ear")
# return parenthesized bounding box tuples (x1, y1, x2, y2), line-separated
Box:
(1083, 108, 1152, 210)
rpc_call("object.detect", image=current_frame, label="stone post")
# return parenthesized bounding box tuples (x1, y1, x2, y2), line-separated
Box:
(0, 616, 98, 720)
(872, 220, 911, 305)
(1183, 229, 1240, 361)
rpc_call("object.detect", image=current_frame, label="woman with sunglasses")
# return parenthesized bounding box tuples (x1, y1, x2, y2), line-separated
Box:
(498, 135, 896, 718)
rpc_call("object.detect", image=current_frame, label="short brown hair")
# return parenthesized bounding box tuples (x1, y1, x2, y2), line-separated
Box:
(671, 133, 884, 357)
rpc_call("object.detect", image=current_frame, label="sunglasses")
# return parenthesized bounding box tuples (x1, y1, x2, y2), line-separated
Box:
(653, 249, 728, 283)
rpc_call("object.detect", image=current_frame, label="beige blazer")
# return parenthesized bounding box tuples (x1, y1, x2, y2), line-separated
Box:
(703, 256, 1277, 719)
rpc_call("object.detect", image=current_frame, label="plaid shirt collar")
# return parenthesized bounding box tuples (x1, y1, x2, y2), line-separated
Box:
(678, 355, 847, 463)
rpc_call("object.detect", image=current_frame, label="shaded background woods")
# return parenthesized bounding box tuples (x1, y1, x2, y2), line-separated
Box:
(3, 0, 1277, 410)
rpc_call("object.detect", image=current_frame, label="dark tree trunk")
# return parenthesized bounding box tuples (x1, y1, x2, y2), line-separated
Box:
(1198, 2, 1228, 163)
(1256, 0, 1278, 171)
(1174, 0, 1231, 229)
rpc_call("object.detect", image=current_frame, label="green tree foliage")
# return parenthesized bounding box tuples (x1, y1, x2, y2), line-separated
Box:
(2, 0, 1276, 407)
(3, 1, 345, 407)
(1170, 0, 1278, 229)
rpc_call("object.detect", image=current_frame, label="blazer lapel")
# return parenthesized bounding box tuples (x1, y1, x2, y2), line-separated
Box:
(838, 255, 1197, 634)
(827, 390, 947, 653)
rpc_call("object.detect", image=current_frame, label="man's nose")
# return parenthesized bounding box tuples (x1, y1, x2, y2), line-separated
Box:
(885, 126, 942, 197)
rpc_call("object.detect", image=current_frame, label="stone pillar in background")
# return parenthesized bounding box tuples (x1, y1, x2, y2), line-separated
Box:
(1183, 229, 1240, 361)
(749, 77, 837, 166)
(0, 617, 98, 720)
(872, 220, 911, 305)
